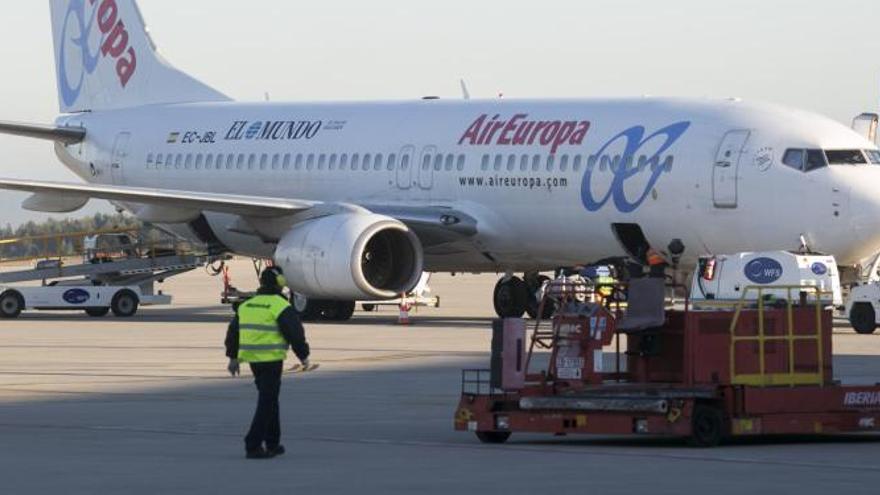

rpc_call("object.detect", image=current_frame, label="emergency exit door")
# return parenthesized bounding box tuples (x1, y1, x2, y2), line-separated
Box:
(110, 132, 131, 185)
(713, 130, 750, 209)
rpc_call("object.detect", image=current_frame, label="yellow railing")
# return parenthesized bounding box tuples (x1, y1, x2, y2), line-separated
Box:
(728, 285, 828, 388)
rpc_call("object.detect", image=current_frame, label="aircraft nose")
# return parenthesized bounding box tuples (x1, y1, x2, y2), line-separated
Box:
(847, 174, 880, 258)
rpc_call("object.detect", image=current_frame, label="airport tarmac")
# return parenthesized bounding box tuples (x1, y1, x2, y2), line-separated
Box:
(1, 260, 879, 494)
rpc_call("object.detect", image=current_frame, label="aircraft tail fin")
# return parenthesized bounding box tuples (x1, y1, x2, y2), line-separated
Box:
(50, 0, 230, 113)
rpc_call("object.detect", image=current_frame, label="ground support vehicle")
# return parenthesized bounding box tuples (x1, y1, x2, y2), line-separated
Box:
(455, 280, 880, 446)
(0, 231, 213, 318)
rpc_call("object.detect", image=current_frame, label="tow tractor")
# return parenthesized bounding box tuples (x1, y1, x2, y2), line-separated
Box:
(455, 276, 880, 446)
(0, 229, 215, 319)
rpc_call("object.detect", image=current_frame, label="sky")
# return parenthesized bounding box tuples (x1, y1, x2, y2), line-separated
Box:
(1, 0, 878, 227)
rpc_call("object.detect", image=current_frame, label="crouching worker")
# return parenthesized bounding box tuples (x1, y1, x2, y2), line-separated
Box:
(225, 266, 310, 460)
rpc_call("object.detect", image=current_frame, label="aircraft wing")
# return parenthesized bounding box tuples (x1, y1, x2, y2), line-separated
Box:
(0, 179, 479, 246)
(0, 178, 317, 218)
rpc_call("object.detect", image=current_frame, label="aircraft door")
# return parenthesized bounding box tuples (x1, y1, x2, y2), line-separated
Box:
(396, 145, 415, 189)
(417, 145, 437, 190)
(110, 132, 131, 185)
(713, 130, 750, 209)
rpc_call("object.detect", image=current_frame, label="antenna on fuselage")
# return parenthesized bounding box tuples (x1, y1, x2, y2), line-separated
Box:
(460, 79, 471, 100)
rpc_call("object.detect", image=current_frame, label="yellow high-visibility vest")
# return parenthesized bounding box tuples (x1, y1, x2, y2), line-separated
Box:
(237, 295, 290, 363)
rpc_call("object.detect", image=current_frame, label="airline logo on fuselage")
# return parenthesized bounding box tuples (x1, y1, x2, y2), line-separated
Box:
(59, 0, 138, 106)
(458, 114, 591, 154)
(224, 120, 323, 141)
(581, 121, 691, 213)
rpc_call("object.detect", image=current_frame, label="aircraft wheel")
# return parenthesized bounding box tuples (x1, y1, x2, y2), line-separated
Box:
(850, 303, 877, 335)
(493, 277, 528, 318)
(321, 301, 356, 322)
(362, 303, 377, 312)
(0, 290, 24, 319)
(292, 293, 321, 321)
(111, 290, 139, 318)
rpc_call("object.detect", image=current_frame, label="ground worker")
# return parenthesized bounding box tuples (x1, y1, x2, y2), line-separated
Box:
(225, 266, 310, 460)
(645, 247, 668, 278)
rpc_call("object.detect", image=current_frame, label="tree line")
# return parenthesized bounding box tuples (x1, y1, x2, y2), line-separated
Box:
(0, 214, 182, 260)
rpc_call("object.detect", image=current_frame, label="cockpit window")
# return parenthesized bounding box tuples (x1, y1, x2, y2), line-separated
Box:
(782, 148, 827, 172)
(805, 149, 828, 171)
(865, 150, 880, 164)
(825, 149, 867, 165)
(782, 149, 804, 170)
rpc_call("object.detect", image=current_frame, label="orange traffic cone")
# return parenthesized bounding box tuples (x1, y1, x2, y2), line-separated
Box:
(398, 297, 411, 325)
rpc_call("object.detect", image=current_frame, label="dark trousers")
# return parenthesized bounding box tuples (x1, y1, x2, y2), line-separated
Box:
(245, 361, 283, 452)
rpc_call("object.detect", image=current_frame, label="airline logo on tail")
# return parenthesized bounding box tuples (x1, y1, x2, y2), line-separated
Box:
(58, 0, 138, 106)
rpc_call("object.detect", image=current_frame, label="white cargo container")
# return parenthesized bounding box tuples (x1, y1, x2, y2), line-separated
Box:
(689, 251, 842, 306)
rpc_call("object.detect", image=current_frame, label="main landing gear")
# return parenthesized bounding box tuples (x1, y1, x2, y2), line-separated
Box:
(493, 273, 553, 319)
(291, 293, 356, 322)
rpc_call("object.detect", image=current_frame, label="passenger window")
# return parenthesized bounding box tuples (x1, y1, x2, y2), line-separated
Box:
(259, 154, 268, 170)
(519, 155, 529, 172)
(318, 154, 326, 171)
(363, 154, 373, 171)
(493, 155, 502, 171)
(247, 154, 255, 169)
(205, 154, 214, 169)
(481, 154, 490, 171)
(532, 155, 541, 172)
(307, 154, 315, 171)
(387, 154, 397, 171)
(156, 153, 164, 166)
(351, 154, 360, 170)
(195, 154, 203, 170)
(663, 156, 674, 172)
(867, 149, 880, 164)
(226, 154, 235, 170)
(599, 155, 609, 172)
(805, 149, 828, 172)
(445, 154, 455, 172)
(401, 154, 410, 170)
(457, 155, 466, 171)
(546, 155, 555, 172)
(573, 155, 583, 172)
(329, 154, 337, 171)
(434, 154, 443, 172)
(588, 155, 598, 170)
(559, 155, 569, 172)
(146, 153, 154, 168)
(825, 149, 867, 165)
(340, 154, 349, 171)
(506, 155, 516, 172)
(374, 153, 384, 171)
(295, 154, 304, 170)
(184, 154, 193, 169)
(272, 154, 280, 170)
(283, 154, 291, 170)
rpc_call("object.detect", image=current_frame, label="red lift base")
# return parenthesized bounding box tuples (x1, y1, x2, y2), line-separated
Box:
(454, 284, 880, 446)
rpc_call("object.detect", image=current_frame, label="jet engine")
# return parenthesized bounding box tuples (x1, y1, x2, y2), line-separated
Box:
(274, 213, 424, 300)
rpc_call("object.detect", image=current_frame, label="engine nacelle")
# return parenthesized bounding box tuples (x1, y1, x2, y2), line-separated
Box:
(274, 213, 424, 300)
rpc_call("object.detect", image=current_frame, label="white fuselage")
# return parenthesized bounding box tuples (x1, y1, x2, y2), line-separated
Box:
(53, 97, 880, 272)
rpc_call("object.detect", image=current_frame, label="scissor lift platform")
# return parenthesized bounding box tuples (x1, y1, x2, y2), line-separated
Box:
(455, 281, 880, 446)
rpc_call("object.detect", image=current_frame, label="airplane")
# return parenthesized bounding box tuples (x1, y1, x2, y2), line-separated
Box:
(2, 0, 880, 322)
